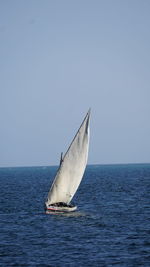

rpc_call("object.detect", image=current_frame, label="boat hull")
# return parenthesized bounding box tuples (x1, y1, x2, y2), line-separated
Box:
(45, 203, 77, 213)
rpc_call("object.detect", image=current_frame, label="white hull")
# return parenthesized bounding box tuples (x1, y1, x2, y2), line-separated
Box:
(46, 205, 77, 213)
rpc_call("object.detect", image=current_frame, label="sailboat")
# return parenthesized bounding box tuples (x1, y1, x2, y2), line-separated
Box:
(45, 109, 90, 213)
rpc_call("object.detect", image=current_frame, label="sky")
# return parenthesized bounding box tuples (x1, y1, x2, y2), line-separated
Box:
(0, 0, 150, 167)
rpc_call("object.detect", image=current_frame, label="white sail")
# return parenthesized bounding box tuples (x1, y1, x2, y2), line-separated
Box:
(47, 110, 90, 205)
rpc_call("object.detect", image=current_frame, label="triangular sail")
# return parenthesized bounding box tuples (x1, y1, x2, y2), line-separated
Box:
(46, 110, 90, 205)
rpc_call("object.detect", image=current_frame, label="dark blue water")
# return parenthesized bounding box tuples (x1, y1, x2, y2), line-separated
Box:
(0, 164, 150, 266)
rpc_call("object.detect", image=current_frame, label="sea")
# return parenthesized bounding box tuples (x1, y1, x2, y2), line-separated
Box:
(0, 164, 150, 267)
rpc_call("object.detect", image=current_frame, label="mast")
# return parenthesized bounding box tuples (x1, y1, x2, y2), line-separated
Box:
(60, 152, 63, 165)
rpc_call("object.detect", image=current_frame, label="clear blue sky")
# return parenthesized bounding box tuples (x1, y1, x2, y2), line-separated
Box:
(0, 0, 150, 167)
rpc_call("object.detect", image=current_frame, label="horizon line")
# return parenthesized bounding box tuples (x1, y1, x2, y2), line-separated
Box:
(0, 162, 150, 169)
